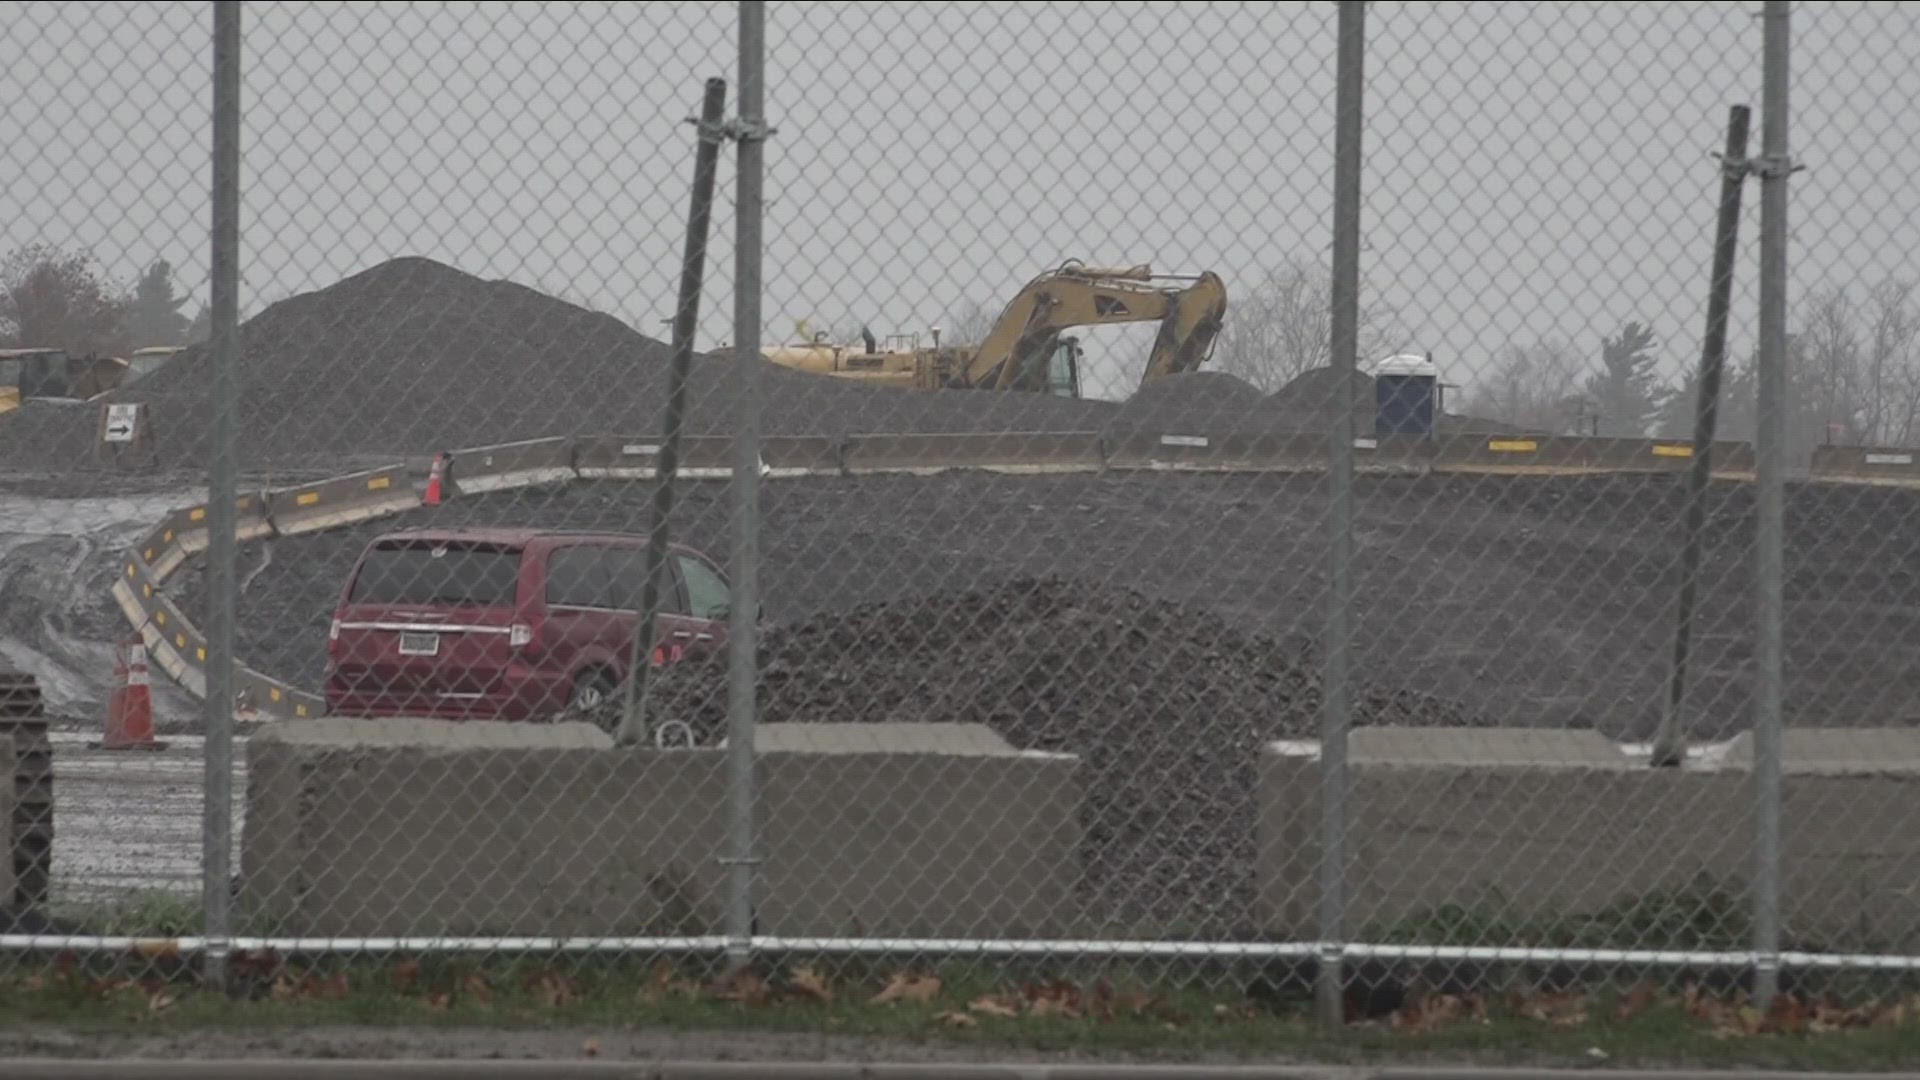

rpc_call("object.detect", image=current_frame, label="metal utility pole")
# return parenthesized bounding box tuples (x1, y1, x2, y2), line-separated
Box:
(1652, 104, 1751, 769)
(1320, 0, 1366, 1030)
(202, 0, 242, 994)
(1752, 0, 1794, 1012)
(724, 0, 770, 972)
(619, 77, 728, 746)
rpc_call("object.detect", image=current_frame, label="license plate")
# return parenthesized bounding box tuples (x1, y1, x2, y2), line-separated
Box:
(398, 632, 440, 656)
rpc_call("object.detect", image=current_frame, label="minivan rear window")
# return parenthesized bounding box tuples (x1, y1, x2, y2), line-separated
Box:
(348, 541, 521, 607)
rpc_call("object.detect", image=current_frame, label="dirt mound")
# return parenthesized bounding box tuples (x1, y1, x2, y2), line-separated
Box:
(0, 256, 1131, 467)
(1126, 371, 1265, 411)
(633, 576, 1476, 932)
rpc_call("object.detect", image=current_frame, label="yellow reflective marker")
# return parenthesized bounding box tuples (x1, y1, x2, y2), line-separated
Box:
(1489, 439, 1538, 453)
(189, 507, 206, 522)
(196, 646, 207, 662)
(163, 530, 173, 543)
(296, 704, 310, 717)
(176, 632, 187, 648)
(143, 584, 153, 599)
(296, 492, 321, 506)
(154, 610, 167, 626)
(270, 687, 283, 702)
(127, 564, 137, 579)
(1652, 444, 1693, 458)
(367, 476, 392, 491)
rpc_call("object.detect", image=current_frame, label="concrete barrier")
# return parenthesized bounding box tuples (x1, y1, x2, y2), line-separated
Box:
(136, 518, 190, 582)
(267, 465, 419, 536)
(233, 663, 324, 722)
(1429, 436, 1756, 477)
(166, 493, 274, 558)
(840, 432, 1105, 475)
(443, 436, 576, 495)
(760, 435, 844, 477)
(241, 719, 1081, 938)
(1811, 445, 1920, 486)
(572, 435, 747, 480)
(0, 724, 14, 906)
(1104, 432, 1329, 473)
(1257, 726, 1920, 951)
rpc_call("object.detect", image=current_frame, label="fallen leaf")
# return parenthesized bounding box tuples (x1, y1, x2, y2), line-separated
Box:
(524, 971, 581, 1009)
(1021, 978, 1083, 1019)
(1393, 992, 1480, 1035)
(390, 960, 423, 993)
(717, 967, 772, 1008)
(582, 1040, 600, 1058)
(145, 990, 177, 1016)
(425, 990, 452, 1012)
(787, 965, 833, 1003)
(463, 972, 494, 1008)
(871, 971, 943, 1006)
(1586, 1047, 1610, 1061)
(968, 995, 1020, 1019)
(270, 974, 300, 1003)
(1613, 982, 1657, 1021)
(1766, 993, 1812, 1034)
(1712, 1004, 1766, 1039)
(305, 972, 349, 1000)
(936, 1010, 978, 1029)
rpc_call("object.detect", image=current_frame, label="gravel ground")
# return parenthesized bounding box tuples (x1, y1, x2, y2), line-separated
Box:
(182, 469, 1920, 740)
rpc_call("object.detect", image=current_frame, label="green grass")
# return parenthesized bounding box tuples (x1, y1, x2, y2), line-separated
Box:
(7, 959, 1920, 1070)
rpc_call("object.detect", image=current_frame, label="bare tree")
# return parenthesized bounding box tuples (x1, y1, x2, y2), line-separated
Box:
(1462, 339, 1589, 433)
(1210, 256, 1404, 393)
(938, 298, 999, 348)
(0, 243, 130, 356)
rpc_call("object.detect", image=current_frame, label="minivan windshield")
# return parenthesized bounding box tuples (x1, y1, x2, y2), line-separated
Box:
(347, 541, 521, 607)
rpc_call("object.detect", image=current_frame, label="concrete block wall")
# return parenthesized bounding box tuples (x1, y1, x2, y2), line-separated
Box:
(240, 720, 1080, 939)
(1257, 728, 1920, 951)
(0, 730, 15, 905)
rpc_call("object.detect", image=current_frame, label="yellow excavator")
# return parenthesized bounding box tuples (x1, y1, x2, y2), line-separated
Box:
(762, 259, 1228, 399)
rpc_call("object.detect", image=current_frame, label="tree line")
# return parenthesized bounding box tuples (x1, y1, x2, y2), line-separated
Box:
(0, 243, 204, 357)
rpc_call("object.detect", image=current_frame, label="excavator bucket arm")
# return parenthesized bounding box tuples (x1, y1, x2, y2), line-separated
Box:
(963, 261, 1228, 391)
(1138, 271, 1228, 387)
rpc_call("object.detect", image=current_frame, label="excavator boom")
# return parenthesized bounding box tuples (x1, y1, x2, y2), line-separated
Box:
(965, 261, 1227, 392)
(760, 259, 1228, 398)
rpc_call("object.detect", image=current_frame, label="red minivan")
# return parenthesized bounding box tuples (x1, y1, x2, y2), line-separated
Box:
(323, 529, 731, 722)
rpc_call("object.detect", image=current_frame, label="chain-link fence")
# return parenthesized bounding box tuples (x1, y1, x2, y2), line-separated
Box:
(4, 0, 1920, 1026)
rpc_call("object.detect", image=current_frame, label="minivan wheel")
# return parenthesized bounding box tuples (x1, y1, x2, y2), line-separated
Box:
(565, 669, 616, 722)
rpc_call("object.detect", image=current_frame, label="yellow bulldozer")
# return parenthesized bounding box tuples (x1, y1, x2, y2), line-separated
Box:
(761, 259, 1228, 399)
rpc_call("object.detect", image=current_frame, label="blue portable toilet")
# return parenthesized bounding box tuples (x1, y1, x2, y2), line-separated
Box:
(1374, 353, 1439, 438)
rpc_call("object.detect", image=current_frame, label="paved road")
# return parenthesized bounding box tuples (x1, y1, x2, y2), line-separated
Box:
(0, 1061, 1908, 1078)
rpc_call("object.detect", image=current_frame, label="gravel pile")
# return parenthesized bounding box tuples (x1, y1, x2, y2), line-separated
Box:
(0, 257, 1132, 469)
(631, 576, 1477, 932)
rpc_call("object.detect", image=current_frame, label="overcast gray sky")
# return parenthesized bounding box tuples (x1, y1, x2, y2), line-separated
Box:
(4, 1, 1914, 400)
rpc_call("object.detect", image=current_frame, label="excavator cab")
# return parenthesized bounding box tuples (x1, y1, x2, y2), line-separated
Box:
(1047, 337, 1083, 399)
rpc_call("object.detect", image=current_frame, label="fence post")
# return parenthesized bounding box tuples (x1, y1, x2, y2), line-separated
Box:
(202, 0, 243, 993)
(1319, 0, 1367, 1029)
(725, 0, 770, 970)
(1752, 0, 1794, 1011)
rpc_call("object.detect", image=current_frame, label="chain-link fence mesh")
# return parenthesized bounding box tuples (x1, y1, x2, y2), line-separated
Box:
(3, 0, 1919, 1022)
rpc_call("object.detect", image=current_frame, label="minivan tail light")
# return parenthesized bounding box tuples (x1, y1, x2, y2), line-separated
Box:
(510, 623, 532, 649)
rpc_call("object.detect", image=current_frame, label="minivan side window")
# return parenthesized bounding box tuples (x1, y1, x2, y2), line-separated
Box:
(598, 546, 687, 614)
(677, 555, 729, 620)
(545, 545, 615, 608)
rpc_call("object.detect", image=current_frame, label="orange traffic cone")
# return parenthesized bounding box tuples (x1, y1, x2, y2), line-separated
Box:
(424, 452, 450, 507)
(97, 639, 165, 751)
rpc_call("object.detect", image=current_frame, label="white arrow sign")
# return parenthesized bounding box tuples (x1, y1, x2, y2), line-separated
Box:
(103, 403, 140, 444)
